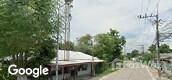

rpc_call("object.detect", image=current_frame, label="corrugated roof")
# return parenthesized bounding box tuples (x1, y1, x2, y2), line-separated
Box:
(160, 53, 172, 59)
(51, 50, 103, 65)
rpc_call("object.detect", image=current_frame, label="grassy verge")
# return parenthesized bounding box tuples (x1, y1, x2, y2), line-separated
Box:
(96, 68, 117, 78)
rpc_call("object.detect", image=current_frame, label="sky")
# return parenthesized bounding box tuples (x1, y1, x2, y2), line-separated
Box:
(69, 0, 172, 52)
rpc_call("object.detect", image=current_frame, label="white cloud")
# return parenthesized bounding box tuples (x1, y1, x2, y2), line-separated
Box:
(70, 0, 172, 52)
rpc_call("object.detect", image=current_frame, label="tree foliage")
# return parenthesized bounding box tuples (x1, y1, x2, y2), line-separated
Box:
(74, 29, 126, 63)
(127, 49, 139, 59)
(93, 29, 126, 62)
(0, 0, 61, 79)
(75, 34, 92, 55)
(148, 44, 156, 53)
(74, 29, 125, 73)
(59, 41, 75, 51)
(159, 44, 172, 53)
(148, 44, 172, 54)
(141, 53, 155, 61)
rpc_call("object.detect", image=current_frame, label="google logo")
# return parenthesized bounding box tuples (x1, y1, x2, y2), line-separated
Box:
(8, 64, 49, 78)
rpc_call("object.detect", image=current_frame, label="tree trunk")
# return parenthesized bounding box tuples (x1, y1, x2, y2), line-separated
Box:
(16, 52, 28, 80)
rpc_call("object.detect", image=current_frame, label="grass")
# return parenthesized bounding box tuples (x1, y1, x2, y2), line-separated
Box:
(96, 68, 117, 77)
(77, 67, 119, 80)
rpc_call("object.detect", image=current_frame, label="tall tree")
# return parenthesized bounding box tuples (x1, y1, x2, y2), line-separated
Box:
(0, 0, 61, 79)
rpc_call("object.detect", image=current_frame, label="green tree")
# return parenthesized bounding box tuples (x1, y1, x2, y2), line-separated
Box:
(142, 53, 155, 61)
(148, 44, 172, 54)
(148, 44, 156, 53)
(74, 29, 125, 73)
(59, 41, 75, 51)
(0, 0, 59, 57)
(93, 29, 126, 62)
(127, 49, 139, 59)
(159, 44, 171, 53)
(0, 0, 61, 79)
(91, 29, 125, 73)
(75, 34, 92, 55)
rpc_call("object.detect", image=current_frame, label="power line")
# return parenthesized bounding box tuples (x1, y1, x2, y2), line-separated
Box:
(146, 0, 151, 13)
(140, 0, 144, 14)
(138, 0, 162, 78)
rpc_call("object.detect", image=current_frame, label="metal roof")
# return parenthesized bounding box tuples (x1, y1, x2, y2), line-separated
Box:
(51, 50, 103, 65)
(160, 53, 172, 59)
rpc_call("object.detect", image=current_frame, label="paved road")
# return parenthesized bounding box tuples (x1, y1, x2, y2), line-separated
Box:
(100, 62, 157, 80)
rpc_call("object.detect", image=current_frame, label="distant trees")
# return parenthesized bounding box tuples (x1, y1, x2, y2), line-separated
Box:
(57, 29, 126, 72)
(139, 44, 172, 62)
(141, 53, 155, 61)
(73, 29, 125, 73)
(127, 49, 139, 59)
(74, 29, 126, 62)
(159, 44, 172, 53)
(61, 29, 126, 63)
(148, 44, 172, 53)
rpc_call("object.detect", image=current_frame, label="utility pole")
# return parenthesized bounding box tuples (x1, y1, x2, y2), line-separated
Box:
(64, 0, 73, 61)
(88, 39, 95, 76)
(137, 45, 144, 54)
(138, 6, 161, 79)
(61, 0, 73, 80)
(56, 2, 61, 80)
(55, 0, 73, 79)
(122, 45, 126, 68)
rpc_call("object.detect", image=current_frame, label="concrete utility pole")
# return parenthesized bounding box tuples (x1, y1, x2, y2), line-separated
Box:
(137, 45, 144, 54)
(88, 39, 95, 76)
(138, 5, 161, 79)
(64, 0, 73, 60)
(56, 3, 60, 80)
(55, 0, 73, 79)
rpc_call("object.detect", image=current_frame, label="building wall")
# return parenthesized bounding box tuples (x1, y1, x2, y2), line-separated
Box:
(78, 63, 92, 76)
(51, 63, 92, 80)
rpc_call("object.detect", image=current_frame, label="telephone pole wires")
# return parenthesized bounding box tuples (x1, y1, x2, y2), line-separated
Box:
(138, 5, 161, 79)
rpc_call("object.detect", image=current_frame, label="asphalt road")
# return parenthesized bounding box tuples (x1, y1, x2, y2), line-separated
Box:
(100, 62, 157, 80)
